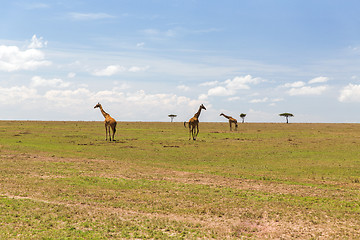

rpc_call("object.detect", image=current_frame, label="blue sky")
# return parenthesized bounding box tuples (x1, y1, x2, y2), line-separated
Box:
(1, 0, 360, 122)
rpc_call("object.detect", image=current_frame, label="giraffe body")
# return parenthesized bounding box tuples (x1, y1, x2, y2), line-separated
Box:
(94, 103, 117, 141)
(187, 104, 206, 140)
(220, 113, 238, 131)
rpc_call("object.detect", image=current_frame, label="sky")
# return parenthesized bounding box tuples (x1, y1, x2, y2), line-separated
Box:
(2, 0, 360, 122)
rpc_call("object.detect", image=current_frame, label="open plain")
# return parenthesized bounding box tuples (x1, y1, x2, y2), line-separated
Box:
(1, 121, 360, 239)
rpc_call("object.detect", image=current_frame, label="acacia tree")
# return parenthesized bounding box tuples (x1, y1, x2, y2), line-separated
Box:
(239, 113, 247, 123)
(168, 114, 177, 122)
(279, 113, 294, 123)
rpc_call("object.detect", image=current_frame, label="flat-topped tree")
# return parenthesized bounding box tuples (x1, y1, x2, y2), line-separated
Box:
(240, 113, 247, 123)
(168, 114, 177, 122)
(279, 113, 294, 123)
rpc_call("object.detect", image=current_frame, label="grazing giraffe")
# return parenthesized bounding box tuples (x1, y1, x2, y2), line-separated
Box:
(184, 104, 206, 140)
(94, 103, 117, 141)
(220, 113, 238, 131)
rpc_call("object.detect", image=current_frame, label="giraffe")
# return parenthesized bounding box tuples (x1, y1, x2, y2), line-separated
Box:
(94, 103, 117, 141)
(184, 104, 206, 140)
(220, 113, 238, 131)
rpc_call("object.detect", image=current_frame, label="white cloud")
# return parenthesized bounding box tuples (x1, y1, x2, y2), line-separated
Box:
(69, 12, 116, 20)
(92, 89, 125, 103)
(0, 44, 51, 72)
(1, 78, 198, 109)
(177, 85, 190, 91)
(338, 84, 360, 102)
(272, 98, 284, 102)
(31, 76, 71, 88)
(113, 82, 131, 90)
(28, 35, 47, 49)
(227, 96, 240, 101)
(199, 75, 263, 99)
(0, 85, 39, 103)
(308, 76, 329, 84)
(0, 76, 205, 121)
(282, 77, 329, 89)
(282, 81, 306, 88)
(198, 94, 208, 100)
(92, 88, 204, 113)
(207, 86, 235, 96)
(128, 66, 149, 72)
(44, 88, 93, 107)
(125, 90, 186, 106)
(224, 75, 263, 90)
(287, 86, 328, 96)
(93, 65, 126, 76)
(282, 77, 329, 96)
(249, 97, 269, 103)
(93, 65, 149, 76)
(249, 97, 283, 104)
(199, 81, 219, 87)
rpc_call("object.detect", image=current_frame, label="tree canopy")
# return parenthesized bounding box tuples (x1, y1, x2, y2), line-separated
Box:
(168, 114, 177, 122)
(239, 113, 247, 123)
(279, 113, 294, 123)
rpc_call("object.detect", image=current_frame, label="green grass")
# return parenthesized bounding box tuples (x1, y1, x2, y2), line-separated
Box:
(1, 121, 360, 238)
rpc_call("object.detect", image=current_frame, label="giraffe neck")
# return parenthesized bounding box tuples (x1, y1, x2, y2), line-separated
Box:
(194, 106, 203, 119)
(221, 114, 231, 119)
(99, 105, 109, 118)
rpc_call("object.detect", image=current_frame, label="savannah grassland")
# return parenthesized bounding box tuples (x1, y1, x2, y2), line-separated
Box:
(1, 121, 360, 239)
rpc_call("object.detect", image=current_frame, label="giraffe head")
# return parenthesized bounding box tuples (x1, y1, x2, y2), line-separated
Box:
(94, 102, 101, 109)
(220, 113, 224, 116)
(200, 104, 206, 110)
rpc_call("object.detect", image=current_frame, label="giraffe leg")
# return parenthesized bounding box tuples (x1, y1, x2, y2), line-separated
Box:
(112, 125, 116, 141)
(194, 124, 199, 140)
(109, 126, 112, 141)
(191, 126, 195, 140)
(106, 125, 110, 141)
(189, 123, 192, 140)
(105, 124, 108, 141)
(229, 122, 232, 131)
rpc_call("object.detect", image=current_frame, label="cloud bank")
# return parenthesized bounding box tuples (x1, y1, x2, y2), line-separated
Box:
(0, 74, 205, 120)
(282, 77, 329, 96)
(201, 75, 264, 98)
(92, 65, 149, 76)
(0, 35, 51, 72)
(338, 84, 360, 102)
